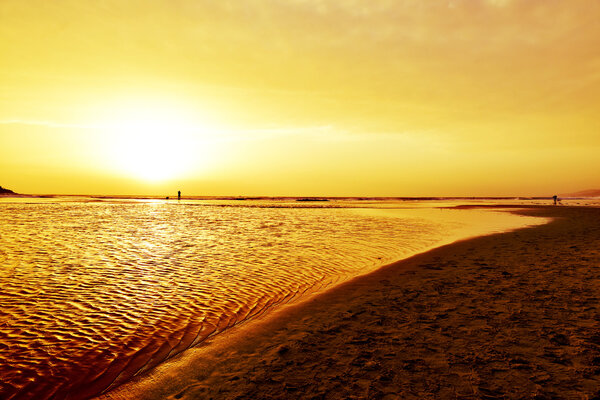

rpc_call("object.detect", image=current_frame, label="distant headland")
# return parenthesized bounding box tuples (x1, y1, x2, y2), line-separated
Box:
(0, 186, 17, 195)
(560, 189, 600, 198)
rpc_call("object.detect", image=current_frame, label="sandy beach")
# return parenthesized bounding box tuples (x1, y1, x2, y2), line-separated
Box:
(101, 205, 600, 399)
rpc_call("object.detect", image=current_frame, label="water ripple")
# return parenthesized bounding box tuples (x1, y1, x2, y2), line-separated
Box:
(0, 200, 536, 399)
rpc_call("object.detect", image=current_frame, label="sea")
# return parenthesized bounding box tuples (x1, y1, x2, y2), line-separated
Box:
(0, 197, 558, 399)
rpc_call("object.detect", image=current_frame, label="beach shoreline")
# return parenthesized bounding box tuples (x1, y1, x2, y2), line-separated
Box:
(100, 205, 600, 399)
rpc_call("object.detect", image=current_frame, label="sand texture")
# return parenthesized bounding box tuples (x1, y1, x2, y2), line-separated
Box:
(102, 206, 600, 399)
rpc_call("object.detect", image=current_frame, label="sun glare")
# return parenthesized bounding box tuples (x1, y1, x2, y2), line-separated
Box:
(98, 102, 216, 182)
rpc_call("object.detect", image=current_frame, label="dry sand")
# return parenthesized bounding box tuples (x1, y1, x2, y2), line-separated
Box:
(101, 206, 600, 399)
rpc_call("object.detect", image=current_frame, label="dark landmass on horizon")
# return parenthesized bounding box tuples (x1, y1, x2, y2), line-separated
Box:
(560, 188, 600, 198)
(0, 186, 17, 195)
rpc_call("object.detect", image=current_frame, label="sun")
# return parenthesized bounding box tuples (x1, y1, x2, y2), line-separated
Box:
(99, 101, 216, 182)
(111, 116, 192, 181)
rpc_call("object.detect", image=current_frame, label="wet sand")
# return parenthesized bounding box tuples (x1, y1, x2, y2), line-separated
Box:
(101, 206, 600, 399)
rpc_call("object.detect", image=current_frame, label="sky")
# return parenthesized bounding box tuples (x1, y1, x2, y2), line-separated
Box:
(1, 0, 599, 196)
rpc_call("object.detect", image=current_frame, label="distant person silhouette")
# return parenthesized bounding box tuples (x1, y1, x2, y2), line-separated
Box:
(178, 191, 181, 201)
(553, 195, 558, 205)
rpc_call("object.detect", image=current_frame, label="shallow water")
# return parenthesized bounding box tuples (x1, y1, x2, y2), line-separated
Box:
(0, 199, 544, 399)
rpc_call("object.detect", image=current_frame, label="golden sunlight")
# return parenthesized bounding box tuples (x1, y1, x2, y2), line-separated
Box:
(98, 102, 215, 182)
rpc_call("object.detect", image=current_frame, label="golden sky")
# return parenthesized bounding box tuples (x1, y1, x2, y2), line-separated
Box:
(1, 0, 599, 196)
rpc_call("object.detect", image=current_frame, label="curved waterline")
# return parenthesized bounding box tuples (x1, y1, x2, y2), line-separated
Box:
(0, 199, 547, 399)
